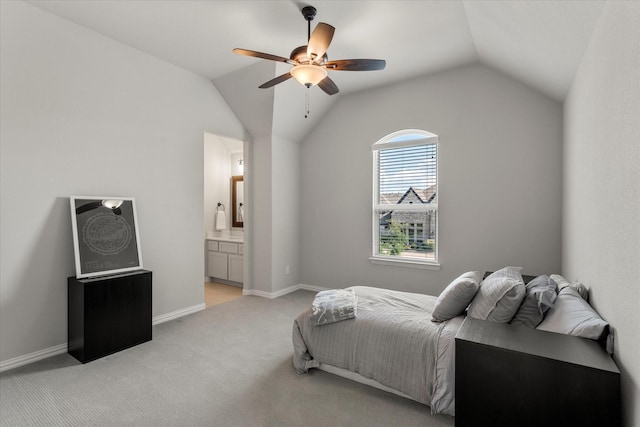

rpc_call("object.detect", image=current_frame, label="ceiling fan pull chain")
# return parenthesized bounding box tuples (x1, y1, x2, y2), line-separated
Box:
(305, 86, 310, 118)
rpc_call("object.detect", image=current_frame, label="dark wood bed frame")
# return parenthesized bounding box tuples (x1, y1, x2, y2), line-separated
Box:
(455, 272, 621, 427)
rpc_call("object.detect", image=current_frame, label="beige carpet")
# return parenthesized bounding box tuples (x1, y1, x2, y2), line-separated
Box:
(0, 290, 454, 427)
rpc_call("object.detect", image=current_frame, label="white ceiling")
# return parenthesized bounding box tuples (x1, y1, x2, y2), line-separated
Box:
(26, 0, 606, 142)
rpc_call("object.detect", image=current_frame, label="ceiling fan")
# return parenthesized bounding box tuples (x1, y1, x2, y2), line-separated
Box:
(233, 5, 386, 96)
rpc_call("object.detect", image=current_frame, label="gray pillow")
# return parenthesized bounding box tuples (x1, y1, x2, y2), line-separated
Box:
(431, 271, 483, 322)
(467, 266, 526, 323)
(511, 275, 558, 328)
(537, 287, 609, 340)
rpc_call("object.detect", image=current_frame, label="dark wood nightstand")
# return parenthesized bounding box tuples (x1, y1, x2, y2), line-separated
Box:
(455, 317, 620, 427)
(68, 270, 152, 363)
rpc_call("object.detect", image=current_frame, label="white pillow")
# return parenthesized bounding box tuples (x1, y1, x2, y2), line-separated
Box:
(550, 274, 589, 301)
(550, 274, 570, 290)
(467, 266, 526, 323)
(431, 271, 483, 322)
(537, 287, 608, 340)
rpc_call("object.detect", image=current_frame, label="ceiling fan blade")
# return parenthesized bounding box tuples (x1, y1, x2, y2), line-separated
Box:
(307, 23, 335, 63)
(259, 72, 293, 89)
(325, 59, 386, 71)
(318, 76, 339, 95)
(233, 48, 290, 63)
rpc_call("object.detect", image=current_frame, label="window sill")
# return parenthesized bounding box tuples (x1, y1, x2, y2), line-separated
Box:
(369, 256, 441, 270)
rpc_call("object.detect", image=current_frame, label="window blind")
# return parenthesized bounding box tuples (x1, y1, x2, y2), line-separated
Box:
(375, 143, 437, 208)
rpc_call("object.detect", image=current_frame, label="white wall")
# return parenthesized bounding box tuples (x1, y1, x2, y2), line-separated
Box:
(0, 1, 245, 364)
(230, 152, 244, 180)
(243, 135, 300, 295)
(271, 137, 301, 292)
(300, 64, 563, 295)
(563, 2, 640, 426)
(203, 135, 244, 236)
(203, 134, 232, 236)
(250, 136, 273, 293)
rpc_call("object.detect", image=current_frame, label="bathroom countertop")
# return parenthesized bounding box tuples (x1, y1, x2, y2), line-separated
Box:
(206, 235, 244, 244)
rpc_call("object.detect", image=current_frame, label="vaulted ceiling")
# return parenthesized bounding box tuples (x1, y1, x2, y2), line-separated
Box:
(26, 0, 606, 142)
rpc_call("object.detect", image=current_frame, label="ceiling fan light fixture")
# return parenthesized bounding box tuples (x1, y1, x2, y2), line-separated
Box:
(290, 64, 327, 87)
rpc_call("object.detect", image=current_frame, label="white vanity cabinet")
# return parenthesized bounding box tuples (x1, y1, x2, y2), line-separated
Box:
(207, 239, 243, 284)
(227, 254, 243, 283)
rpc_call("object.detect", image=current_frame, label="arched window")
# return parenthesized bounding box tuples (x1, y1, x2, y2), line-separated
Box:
(371, 129, 439, 268)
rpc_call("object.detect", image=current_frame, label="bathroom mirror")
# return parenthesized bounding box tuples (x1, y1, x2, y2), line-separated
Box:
(231, 175, 244, 228)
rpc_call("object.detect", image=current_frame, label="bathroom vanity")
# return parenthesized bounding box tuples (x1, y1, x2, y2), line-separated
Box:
(207, 236, 243, 285)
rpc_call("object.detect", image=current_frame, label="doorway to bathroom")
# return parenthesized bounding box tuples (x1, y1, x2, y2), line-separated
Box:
(203, 132, 244, 305)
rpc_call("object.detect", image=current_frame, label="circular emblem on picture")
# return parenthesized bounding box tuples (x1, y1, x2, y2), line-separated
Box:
(82, 213, 132, 255)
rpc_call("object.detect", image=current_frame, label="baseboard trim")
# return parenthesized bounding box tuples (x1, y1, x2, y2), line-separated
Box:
(297, 283, 330, 293)
(1, 303, 206, 373)
(2, 285, 330, 372)
(242, 283, 329, 299)
(152, 303, 206, 325)
(0, 343, 68, 373)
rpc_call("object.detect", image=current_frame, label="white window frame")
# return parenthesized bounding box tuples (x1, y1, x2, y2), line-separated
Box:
(370, 129, 440, 270)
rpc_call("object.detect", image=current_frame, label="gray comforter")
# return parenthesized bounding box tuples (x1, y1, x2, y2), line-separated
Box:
(292, 286, 462, 416)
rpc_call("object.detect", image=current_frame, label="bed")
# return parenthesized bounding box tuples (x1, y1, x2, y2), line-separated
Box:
(292, 268, 612, 417)
(292, 285, 462, 415)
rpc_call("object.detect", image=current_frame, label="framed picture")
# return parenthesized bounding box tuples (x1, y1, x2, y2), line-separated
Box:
(70, 196, 143, 278)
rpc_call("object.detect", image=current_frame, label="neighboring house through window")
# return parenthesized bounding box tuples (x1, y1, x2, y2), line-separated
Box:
(371, 129, 439, 269)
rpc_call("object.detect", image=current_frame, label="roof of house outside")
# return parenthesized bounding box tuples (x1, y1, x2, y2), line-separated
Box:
(379, 185, 437, 226)
(380, 185, 437, 205)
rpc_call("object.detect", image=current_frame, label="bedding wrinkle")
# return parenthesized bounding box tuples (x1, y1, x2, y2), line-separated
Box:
(431, 315, 463, 415)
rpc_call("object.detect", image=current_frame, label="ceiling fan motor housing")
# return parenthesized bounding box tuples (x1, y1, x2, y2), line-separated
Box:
(290, 45, 327, 64)
(302, 6, 317, 22)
